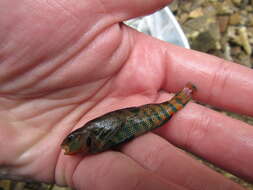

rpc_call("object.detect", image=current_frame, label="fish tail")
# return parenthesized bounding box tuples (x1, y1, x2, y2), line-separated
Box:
(160, 82, 197, 116)
(174, 82, 197, 105)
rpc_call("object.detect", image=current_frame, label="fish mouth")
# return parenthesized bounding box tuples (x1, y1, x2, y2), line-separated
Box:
(61, 137, 75, 155)
(61, 144, 72, 155)
(61, 143, 89, 155)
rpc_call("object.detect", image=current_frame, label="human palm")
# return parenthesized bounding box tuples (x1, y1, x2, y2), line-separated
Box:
(1, 1, 253, 190)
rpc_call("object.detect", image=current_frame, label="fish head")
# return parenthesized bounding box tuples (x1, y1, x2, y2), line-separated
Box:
(61, 130, 92, 155)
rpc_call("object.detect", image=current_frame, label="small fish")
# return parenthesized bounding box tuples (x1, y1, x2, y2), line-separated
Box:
(61, 83, 197, 155)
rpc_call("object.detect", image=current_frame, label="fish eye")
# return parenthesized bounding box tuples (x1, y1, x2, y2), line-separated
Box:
(67, 134, 75, 141)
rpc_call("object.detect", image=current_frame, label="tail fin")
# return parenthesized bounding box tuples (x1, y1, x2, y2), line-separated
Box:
(175, 82, 197, 105)
(161, 83, 197, 113)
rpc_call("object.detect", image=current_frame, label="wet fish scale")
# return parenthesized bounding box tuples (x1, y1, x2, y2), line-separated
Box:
(61, 83, 197, 155)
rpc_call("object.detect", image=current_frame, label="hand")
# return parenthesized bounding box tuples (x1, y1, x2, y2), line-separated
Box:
(0, 1, 252, 189)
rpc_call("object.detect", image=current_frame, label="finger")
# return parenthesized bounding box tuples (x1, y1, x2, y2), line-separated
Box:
(162, 43, 253, 116)
(99, 0, 172, 21)
(120, 133, 244, 190)
(57, 151, 186, 190)
(123, 28, 253, 116)
(155, 102, 253, 182)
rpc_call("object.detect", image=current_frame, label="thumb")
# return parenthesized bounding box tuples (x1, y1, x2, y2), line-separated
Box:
(100, 0, 173, 21)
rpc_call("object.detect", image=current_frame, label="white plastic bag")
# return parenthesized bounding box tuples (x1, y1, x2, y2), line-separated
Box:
(125, 7, 189, 49)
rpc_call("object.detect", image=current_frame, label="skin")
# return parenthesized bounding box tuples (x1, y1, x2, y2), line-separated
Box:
(0, 0, 253, 190)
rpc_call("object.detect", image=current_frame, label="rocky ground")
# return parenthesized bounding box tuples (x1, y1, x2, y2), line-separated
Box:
(1, 0, 253, 189)
(171, 0, 253, 68)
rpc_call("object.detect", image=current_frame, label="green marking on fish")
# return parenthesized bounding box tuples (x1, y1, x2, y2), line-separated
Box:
(61, 82, 197, 155)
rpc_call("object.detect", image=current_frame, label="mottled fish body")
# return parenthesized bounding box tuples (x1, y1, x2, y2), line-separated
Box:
(61, 83, 197, 155)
